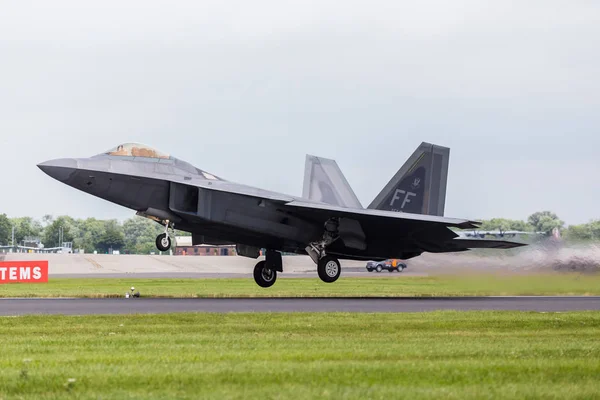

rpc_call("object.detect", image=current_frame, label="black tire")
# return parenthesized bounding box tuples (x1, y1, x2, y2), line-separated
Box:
(317, 256, 341, 283)
(376, 265, 382, 273)
(398, 264, 406, 272)
(156, 233, 171, 251)
(253, 260, 277, 288)
(388, 268, 393, 273)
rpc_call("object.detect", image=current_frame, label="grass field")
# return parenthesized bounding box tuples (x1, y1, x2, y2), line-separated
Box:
(0, 274, 599, 298)
(1, 311, 599, 399)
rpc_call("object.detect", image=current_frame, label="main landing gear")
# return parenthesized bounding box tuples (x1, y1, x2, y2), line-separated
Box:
(306, 218, 342, 284)
(252, 218, 343, 288)
(251, 248, 342, 287)
(253, 261, 277, 288)
(251, 251, 342, 287)
(155, 220, 174, 252)
(317, 255, 341, 283)
(253, 250, 282, 288)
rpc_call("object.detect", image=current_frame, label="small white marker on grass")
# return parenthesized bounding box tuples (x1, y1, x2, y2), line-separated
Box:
(64, 378, 76, 391)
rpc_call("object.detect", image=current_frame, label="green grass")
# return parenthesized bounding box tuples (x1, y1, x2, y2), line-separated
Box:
(1, 312, 599, 399)
(0, 274, 600, 298)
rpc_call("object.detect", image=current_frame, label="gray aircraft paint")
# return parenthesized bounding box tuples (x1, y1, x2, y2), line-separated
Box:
(38, 142, 523, 263)
(368, 142, 449, 216)
(302, 155, 363, 209)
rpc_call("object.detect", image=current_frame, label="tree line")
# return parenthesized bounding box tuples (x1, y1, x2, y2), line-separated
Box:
(477, 211, 563, 233)
(0, 210, 598, 254)
(454, 211, 600, 241)
(0, 214, 189, 254)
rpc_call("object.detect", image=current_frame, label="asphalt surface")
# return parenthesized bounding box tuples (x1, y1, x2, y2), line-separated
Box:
(1, 297, 599, 315)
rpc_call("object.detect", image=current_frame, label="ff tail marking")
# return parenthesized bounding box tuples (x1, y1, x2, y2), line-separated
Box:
(368, 142, 449, 216)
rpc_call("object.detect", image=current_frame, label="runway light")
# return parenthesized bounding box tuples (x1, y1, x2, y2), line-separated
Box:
(64, 378, 77, 391)
(125, 286, 141, 298)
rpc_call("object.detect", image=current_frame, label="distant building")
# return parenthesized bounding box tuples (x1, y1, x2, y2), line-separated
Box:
(0, 236, 74, 254)
(22, 237, 42, 248)
(174, 236, 236, 256)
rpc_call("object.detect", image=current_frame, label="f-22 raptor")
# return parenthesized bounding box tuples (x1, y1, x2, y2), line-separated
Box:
(38, 142, 524, 287)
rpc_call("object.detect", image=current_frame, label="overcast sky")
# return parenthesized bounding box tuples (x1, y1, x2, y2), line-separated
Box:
(1, 0, 599, 225)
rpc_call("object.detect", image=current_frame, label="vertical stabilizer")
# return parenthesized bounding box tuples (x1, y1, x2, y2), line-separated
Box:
(368, 142, 449, 216)
(302, 155, 363, 208)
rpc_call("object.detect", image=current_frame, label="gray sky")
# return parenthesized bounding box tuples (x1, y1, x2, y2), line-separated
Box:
(1, 0, 599, 225)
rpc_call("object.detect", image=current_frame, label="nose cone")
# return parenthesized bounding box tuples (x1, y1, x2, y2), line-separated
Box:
(37, 158, 78, 182)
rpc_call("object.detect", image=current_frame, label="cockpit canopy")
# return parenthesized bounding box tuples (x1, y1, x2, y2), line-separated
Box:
(104, 143, 170, 159)
(101, 143, 222, 180)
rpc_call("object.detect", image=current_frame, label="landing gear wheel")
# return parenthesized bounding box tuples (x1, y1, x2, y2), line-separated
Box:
(156, 233, 171, 252)
(253, 260, 277, 288)
(317, 256, 341, 283)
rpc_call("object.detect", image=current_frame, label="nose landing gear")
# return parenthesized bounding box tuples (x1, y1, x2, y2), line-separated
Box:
(156, 233, 171, 252)
(155, 220, 174, 252)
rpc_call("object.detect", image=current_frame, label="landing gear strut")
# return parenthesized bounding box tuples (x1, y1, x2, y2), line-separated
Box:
(156, 220, 174, 252)
(253, 250, 283, 288)
(306, 218, 342, 283)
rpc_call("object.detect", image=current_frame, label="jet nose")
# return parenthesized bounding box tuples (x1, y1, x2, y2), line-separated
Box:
(37, 158, 78, 182)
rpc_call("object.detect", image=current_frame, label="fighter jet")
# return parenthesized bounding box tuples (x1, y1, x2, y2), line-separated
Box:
(38, 142, 524, 287)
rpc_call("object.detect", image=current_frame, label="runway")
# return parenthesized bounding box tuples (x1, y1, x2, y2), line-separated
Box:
(1, 297, 599, 315)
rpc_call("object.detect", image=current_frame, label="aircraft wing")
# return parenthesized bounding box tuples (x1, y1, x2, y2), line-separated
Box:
(284, 200, 480, 229)
(282, 200, 526, 252)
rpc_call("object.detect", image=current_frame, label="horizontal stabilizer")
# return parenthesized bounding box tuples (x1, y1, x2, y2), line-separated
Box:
(302, 155, 362, 208)
(449, 238, 527, 250)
